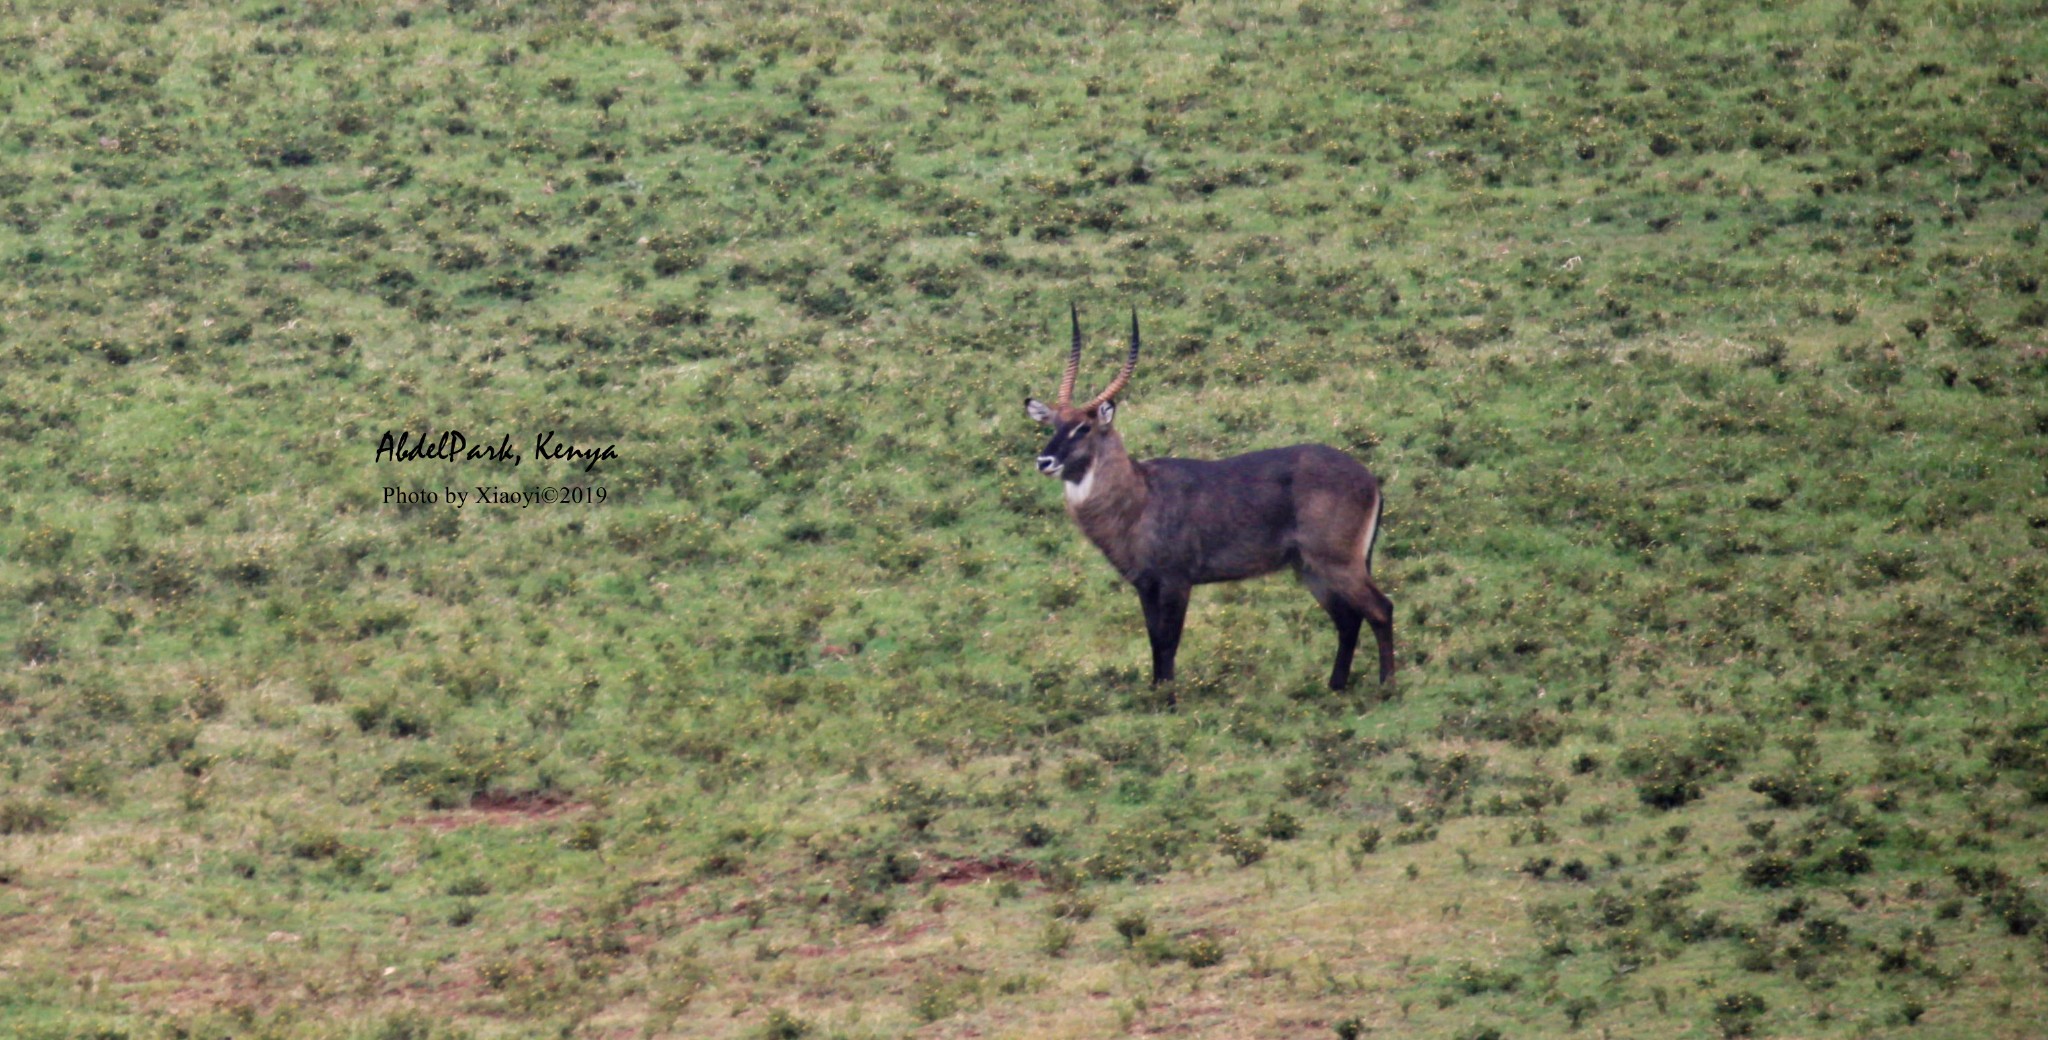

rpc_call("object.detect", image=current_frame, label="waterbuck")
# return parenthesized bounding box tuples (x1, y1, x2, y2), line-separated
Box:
(1026, 307, 1394, 699)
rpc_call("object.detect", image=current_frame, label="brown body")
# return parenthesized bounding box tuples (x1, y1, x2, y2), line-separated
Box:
(1029, 308, 1394, 697)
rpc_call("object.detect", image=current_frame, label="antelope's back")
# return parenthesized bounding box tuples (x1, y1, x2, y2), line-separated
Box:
(1145, 443, 1375, 500)
(1137, 444, 1378, 582)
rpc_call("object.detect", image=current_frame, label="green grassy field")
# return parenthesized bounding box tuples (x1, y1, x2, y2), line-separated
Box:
(2, 1, 2046, 1037)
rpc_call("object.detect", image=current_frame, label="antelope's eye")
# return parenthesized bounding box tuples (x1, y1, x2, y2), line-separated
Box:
(1073, 424, 1092, 437)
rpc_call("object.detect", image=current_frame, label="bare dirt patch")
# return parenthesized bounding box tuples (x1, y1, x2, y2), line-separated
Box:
(405, 790, 584, 831)
(918, 855, 1039, 887)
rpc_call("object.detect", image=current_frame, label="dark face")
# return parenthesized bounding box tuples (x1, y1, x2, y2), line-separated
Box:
(1025, 399, 1114, 479)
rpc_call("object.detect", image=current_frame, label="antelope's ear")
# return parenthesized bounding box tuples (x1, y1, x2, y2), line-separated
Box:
(1097, 399, 1116, 425)
(1025, 398, 1056, 425)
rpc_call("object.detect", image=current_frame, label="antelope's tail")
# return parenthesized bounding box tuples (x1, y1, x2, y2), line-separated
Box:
(1361, 481, 1385, 574)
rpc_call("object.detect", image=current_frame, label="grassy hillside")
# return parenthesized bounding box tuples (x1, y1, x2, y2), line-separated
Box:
(2, 1, 2045, 1037)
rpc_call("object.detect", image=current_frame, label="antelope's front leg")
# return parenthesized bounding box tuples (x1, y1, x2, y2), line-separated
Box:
(1135, 574, 1191, 689)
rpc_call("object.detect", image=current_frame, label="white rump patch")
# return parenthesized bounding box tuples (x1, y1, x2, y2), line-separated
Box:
(1360, 489, 1383, 572)
(1064, 466, 1097, 507)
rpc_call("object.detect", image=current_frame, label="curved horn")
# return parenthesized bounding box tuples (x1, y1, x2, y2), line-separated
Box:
(1083, 307, 1140, 409)
(1056, 302, 1084, 406)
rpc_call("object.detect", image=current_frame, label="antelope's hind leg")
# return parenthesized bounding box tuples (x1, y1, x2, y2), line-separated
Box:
(1308, 583, 1363, 690)
(1359, 581, 1395, 685)
(1303, 567, 1395, 689)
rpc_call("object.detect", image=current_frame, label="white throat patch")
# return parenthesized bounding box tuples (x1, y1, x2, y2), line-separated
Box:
(1063, 466, 1098, 507)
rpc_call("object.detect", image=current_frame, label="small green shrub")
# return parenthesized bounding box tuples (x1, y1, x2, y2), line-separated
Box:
(47, 755, 118, 801)
(444, 875, 492, 897)
(1563, 995, 1598, 1028)
(563, 821, 604, 851)
(288, 830, 369, 875)
(1711, 991, 1768, 1038)
(0, 799, 62, 835)
(1182, 936, 1225, 968)
(757, 1008, 811, 1040)
(1217, 825, 1268, 867)
(1262, 808, 1301, 840)
(909, 974, 966, 1022)
(1447, 961, 1522, 996)
(1113, 912, 1150, 946)
(1039, 921, 1075, 957)
(1050, 895, 1096, 921)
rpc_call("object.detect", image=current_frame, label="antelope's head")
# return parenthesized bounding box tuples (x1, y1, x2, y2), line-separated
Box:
(1025, 305, 1139, 479)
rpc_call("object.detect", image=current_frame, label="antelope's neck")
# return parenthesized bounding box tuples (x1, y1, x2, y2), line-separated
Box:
(1065, 432, 1146, 572)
